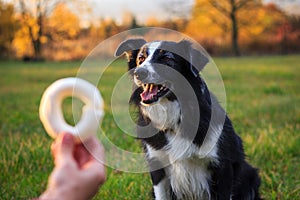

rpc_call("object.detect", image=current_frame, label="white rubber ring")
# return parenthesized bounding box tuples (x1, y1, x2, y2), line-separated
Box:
(39, 77, 104, 143)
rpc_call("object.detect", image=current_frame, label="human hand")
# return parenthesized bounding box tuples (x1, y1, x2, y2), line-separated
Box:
(39, 133, 106, 200)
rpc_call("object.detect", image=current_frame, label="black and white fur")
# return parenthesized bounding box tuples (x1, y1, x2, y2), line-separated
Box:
(115, 38, 261, 200)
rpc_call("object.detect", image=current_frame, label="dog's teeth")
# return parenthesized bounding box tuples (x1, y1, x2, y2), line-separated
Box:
(160, 86, 164, 92)
(149, 84, 154, 92)
(145, 84, 150, 91)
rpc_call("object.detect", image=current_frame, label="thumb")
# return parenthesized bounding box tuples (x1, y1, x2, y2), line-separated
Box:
(55, 133, 76, 167)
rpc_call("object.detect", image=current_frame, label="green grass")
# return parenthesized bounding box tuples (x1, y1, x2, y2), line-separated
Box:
(0, 55, 299, 199)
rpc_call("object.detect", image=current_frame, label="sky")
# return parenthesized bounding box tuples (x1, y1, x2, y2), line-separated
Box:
(87, 0, 194, 24)
(264, 0, 300, 14)
(4, 0, 300, 26)
(86, 0, 300, 24)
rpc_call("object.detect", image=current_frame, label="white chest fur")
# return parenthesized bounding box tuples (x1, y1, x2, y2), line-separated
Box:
(169, 158, 211, 200)
(141, 99, 181, 131)
(146, 133, 219, 200)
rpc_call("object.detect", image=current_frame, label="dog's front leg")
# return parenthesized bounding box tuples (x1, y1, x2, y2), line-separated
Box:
(150, 165, 171, 200)
(147, 154, 173, 200)
(141, 127, 173, 199)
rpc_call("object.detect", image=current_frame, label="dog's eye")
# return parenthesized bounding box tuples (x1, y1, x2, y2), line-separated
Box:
(138, 56, 145, 65)
(161, 53, 175, 62)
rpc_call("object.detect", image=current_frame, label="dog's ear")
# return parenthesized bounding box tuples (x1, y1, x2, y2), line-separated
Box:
(115, 38, 146, 70)
(178, 40, 209, 77)
(115, 38, 146, 57)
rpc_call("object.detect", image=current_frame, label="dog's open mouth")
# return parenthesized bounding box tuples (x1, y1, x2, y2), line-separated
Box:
(140, 83, 169, 105)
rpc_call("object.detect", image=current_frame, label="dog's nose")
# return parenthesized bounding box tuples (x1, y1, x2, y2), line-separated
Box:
(134, 68, 149, 80)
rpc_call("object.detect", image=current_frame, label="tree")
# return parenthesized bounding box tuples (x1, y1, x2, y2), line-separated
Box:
(16, 0, 63, 60)
(0, 2, 18, 58)
(191, 0, 262, 56)
(98, 18, 120, 38)
(121, 11, 140, 29)
(47, 4, 80, 41)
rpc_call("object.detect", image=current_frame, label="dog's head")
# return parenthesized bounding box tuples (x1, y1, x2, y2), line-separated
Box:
(115, 39, 209, 106)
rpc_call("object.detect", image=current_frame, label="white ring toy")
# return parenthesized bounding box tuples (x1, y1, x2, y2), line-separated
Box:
(39, 77, 104, 143)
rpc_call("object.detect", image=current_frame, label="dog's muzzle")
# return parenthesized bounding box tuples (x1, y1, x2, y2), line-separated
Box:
(134, 67, 149, 81)
(134, 67, 170, 105)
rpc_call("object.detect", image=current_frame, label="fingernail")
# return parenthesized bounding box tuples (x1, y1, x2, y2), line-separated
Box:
(62, 133, 74, 144)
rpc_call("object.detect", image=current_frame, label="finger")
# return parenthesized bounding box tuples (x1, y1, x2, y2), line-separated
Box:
(74, 144, 90, 168)
(51, 140, 58, 159)
(81, 136, 106, 184)
(82, 136, 105, 163)
(54, 133, 76, 167)
(83, 160, 106, 185)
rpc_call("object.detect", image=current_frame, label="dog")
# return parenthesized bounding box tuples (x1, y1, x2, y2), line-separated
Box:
(115, 38, 261, 200)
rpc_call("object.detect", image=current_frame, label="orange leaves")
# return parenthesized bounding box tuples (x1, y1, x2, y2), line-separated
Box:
(13, 24, 34, 58)
(183, 0, 295, 55)
(0, 2, 18, 57)
(48, 4, 80, 40)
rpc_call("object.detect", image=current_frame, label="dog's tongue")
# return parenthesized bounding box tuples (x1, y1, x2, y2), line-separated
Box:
(141, 85, 158, 101)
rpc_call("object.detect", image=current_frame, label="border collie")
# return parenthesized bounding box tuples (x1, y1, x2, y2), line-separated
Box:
(115, 38, 261, 200)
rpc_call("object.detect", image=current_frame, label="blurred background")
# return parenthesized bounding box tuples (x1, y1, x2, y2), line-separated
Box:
(1, 1, 300, 199)
(0, 0, 299, 61)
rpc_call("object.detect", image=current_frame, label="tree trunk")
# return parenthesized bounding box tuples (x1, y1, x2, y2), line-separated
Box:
(34, 14, 43, 60)
(230, 0, 241, 56)
(28, 25, 42, 60)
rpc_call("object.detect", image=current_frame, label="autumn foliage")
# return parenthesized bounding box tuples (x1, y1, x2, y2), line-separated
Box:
(186, 0, 300, 55)
(0, 0, 299, 60)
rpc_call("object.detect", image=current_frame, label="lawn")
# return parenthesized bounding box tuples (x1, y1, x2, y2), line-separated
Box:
(0, 55, 299, 199)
